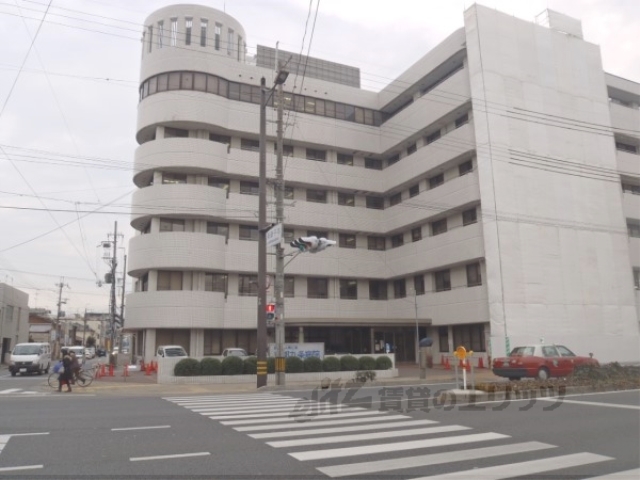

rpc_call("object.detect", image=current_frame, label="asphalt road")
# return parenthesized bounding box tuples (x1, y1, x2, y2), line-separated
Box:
(0, 379, 638, 479)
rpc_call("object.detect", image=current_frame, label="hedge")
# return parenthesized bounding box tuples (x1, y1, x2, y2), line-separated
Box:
(285, 356, 304, 373)
(200, 357, 222, 376)
(340, 355, 359, 371)
(304, 357, 323, 372)
(174, 358, 201, 376)
(243, 356, 258, 374)
(222, 356, 244, 375)
(322, 356, 341, 372)
(358, 356, 377, 371)
(376, 356, 393, 370)
(267, 357, 275, 374)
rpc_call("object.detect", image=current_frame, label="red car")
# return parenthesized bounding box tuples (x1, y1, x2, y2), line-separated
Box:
(492, 344, 599, 380)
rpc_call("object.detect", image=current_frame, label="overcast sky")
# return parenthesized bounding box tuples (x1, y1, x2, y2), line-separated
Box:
(0, 0, 638, 317)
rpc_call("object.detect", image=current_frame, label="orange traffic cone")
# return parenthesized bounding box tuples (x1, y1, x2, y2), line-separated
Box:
(465, 359, 471, 371)
(145, 363, 152, 376)
(444, 357, 451, 370)
(122, 363, 129, 377)
(478, 357, 485, 369)
(108, 364, 114, 377)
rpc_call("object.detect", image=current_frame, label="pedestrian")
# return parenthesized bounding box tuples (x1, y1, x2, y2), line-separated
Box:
(58, 349, 73, 393)
(69, 351, 81, 385)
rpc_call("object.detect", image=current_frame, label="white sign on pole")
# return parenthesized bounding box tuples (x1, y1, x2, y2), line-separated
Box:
(266, 223, 283, 247)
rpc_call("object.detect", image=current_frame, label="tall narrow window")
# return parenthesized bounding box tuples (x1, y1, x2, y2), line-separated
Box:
(466, 263, 482, 287)
(237, 35, 243, 60)
(147, 26, 153, 53)
(205, 273, 227, 293)
(227, 29, 234, 55)
(170, 18, 177, 46)
(214, 23, 221, 50)
(185, 17, 192, 45)
(157, 21, 164, 48)
(200, 19, 208, 47)
(435, 270, 451, 292)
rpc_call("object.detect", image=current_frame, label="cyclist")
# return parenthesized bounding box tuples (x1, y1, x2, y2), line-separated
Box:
(58, 349, 73, 393)
(69, 351, 83, 385)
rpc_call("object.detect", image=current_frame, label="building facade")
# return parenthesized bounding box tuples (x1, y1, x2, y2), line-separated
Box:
(126, 4, 640, 363)
(0, 283, 29, 363)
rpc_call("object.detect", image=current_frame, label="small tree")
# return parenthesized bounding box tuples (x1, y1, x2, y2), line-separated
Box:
(174, 358, 201, 376)
(340, 355, 359, 371)
(244, 356, 258, 374)
(358, 356, 376, 370)
(285, 356, 304, 373)
(222, 356, 244, 375)
(200, 357, 222, 376)
(375, 356, 393, 370)
(304, 357, 323, 372)
(322, 356, 341, 372)
(85, 336, 96, 348)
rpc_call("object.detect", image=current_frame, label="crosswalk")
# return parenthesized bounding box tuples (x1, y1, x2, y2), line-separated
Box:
(164, 393, 631, 479)
(0, 388, 44, 396)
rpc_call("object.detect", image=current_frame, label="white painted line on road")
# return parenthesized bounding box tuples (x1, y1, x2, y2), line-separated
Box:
(112, 425, 171, 432)
(0, 389, 22, 394)
(290, 432, 509, 461)
(228, 411, 394, 428)
(7, 433, 49, 437)
(0, 465, 43, 472)
(318, 441, 556, 478)
(177, 398, 303, 408)
(268, 425, 470, 448)
(250, 418, 437, 438)
(410, 452, 613, 479)
(208, 406, 360, 420)
(538, 398, 640, 410)
(189, 400, 310, 412)
(165, 394, 281, 402)
(587, 468, 640, 479)
(130, 452, 210, 462)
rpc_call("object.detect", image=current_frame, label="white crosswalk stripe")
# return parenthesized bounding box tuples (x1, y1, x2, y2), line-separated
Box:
(165, 393, 627, 479)
(0, 388, 45, 396)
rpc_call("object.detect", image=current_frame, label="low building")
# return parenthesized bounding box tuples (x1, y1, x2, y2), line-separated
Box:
(0, 284, 29, 363)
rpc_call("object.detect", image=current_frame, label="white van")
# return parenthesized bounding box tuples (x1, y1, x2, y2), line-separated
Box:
(9, 343, 51, 376)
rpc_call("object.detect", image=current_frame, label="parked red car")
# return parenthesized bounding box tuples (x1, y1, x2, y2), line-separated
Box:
(492, 344, 599, 380)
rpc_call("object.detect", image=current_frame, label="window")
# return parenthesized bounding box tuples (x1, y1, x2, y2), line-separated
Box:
(429, 174, 444, 189)
(157, 271, 183, 291)
(628, 222, 640, 238)
(170, 18, 177, 46)
(412, 227, 422, 242)
(463, 208, 477, 226)
(209, 133, 230, 145)
(466, 263, 482, 287)
(455, 113, 469, 128)
(239, 225, 258, 241)
(452, 324, 485, 352)
(238, 274, 258, 296)
(365, 157, 383, 170)
(409, 184, 420, 197)
(284, 229, 294, 242)
(157, 73, 168, 91)
(284, 186, 294, 199)
(307, 230, 328, 240)
(306, 189, 327, 203)
(306, 148, 327, 161)
(435, 269, 451, 292)
(407, 143, 417, 155)
(394, 279, 406, 299)
(431, 218, 447, 236)
(157, 21, 164, 48)
(414, 274, 425, 295)
(459, 160, 473, 176)
(227, 29, 234, 55)
(634, 268, 640, 290)
(240, 181, 259, 195)
(208, 177, 229, 193)
(387, 154, 400, 165)
(426, 130, 441, 144)
(274, 144, 294, 157)
(162, 173, 187, 184)
(338, 192, 355, 206)
(308, 278, 328, 299)
(284, 276, 295, 297)
(337, 153, 353, 165)
(159, 218, 185, 232)
(200, 19, 208, 47)
(168, 72, 181, 90)
(147, 26, 153, 53)
(366, 196, 384, 210)
(367, 236, 385, 251)
(237, 35, 243, 61)
(194, 73, 207, 91)
(369, 280, 388, 300)
(182, 72, 194, 90)
(622, 183, 640, 195)
(139, 273, 149, 292)
(205, 273, 227, 293)
(206, 222, 229, 238)
(438, 326, 449, 353)
(164, 127, 189, 138)
(339, 233, 356, 249)
(185, 18, 192, 45)
(616, 142, 639, 154)
(391, 233, 404, 248)
(241, 138, 260, 151)
(214, 23, 221, 50)
(340, 279, 358, 300)
(389, 192, 402, 206)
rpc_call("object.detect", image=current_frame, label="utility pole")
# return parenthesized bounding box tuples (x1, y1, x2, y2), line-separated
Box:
(110, 221, 118, 358)
(274, 60, 286, 386)
(120, 254, 127, 325)
(257, 77, 268, 388)
(55, 278, 70, 358)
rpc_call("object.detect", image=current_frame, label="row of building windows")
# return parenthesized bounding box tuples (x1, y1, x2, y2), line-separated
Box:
(137, 263, 483, 297)
(616, 141, 639, 154)
(628, 220, 640, 238)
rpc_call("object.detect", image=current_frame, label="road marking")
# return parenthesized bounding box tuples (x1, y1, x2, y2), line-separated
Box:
(290, 432, 509, 461)
(0, 389, 22, 394)
(165, 394, 279, 401)
(228, 411, 394, 428)
(538, 398, 640, 410)
(318, 441, 556, 478)
(178, 398, 307, 408)
(112, 425, 171, 432)
(130, 452, 210, 462)
(250, 418, 438, 438)
(268, 425, 470, 448)
(6, 433, 49, 437)
(0, 465, 43, 472)
(587, 468, 640, 479)
(189, 400, 314, 413)
(208, 406, 360, 420)
(410, 452, 613, 479)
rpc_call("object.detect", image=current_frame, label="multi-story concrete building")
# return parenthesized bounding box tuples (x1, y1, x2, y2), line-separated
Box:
(0, 283, 29, 363)
(126, 4, 640, 363)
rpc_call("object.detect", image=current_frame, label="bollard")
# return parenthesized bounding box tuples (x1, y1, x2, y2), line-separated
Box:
(145, 363, 152, 376)
(123, 363, 129, 377)
(100, 364, 106, 377)
(108, 364, 114, 377)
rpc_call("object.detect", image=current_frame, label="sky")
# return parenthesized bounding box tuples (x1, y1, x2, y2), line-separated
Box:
(0, 0, 638, 317)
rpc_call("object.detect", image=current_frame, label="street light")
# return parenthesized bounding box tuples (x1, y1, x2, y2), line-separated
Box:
(257, 70, 289, 389)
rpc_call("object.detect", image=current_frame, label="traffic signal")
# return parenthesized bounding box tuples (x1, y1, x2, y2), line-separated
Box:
(289, 236, 336, 253)
(266, 303, 276, 322)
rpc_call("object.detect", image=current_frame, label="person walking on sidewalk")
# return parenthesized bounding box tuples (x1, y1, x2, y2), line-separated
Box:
(69, 351, 81, 385)
(58, 350, 73, 393)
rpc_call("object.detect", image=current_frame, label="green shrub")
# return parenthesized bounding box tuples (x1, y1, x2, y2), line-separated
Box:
(322, 356, 341, 372)
(267, 357, 275, 374)
(358, 356, 376, 371)
(340, 355, 359, 371)
(244, 356, 258, 374)
(222, 356, 244, 375)
(174, 358, 200, 376)
(304, 356, 323, 372)
(199, 357, 221, 376)
(354, 370, 377, 383)
(286, 356, 304, 373)
(375, 356, 393, 370)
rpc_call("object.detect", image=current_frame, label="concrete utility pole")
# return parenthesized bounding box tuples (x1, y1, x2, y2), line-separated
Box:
(120, 254, 127, 326)
(257, 77, 268, 388)
(55, 278, 70, 358)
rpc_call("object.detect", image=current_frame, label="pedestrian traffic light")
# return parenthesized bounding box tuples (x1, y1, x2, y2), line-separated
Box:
(266, 303, 276, 322)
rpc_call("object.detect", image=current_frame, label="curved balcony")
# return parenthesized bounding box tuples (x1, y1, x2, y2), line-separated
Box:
(130, 184, 227, 231)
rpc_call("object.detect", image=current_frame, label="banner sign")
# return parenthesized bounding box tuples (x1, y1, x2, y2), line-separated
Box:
(268, 342, 324, 359)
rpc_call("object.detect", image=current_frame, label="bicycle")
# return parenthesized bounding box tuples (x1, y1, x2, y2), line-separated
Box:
(48, 365, 97, 388)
